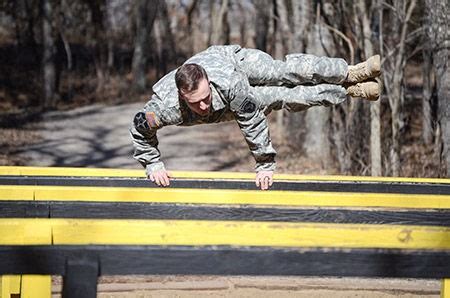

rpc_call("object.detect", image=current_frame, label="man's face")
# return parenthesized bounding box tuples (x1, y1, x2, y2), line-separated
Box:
(179, 78, 212, 116)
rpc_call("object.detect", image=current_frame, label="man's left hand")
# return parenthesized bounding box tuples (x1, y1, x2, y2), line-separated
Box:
(256, 170, 274, 191)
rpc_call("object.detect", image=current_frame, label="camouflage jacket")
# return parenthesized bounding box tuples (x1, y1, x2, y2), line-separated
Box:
(130, 45, 276, 174)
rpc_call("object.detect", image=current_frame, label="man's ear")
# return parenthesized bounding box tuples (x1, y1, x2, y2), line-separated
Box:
(178, 90, 185, 100)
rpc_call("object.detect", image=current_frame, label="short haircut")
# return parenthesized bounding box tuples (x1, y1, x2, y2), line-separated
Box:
(175, 63, 209, 94)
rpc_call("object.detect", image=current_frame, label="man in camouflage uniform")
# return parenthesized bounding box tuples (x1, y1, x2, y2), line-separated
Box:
(131, 45, 381, 190)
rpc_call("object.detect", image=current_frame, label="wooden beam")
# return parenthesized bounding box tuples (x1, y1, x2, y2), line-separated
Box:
(1, 201, 450, 226)
(0, 245, 449, 278)
(1, 166, 449, 184)
(1, 176, 449, 194)
(1, 185, 449, 209)
(1, 219, 449, 249)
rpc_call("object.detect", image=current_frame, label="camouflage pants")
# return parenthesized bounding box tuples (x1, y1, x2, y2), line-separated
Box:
(235, 48, 348, 113)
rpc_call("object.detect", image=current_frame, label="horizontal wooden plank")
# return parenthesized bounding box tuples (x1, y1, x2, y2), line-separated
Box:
(1, 176, 448, 194)
(1, 185, 449, 209)
(0, 245, 449, 278)
(1, 201, 449, 226)
(0, 219, 52, 245)
(1, 219, 449, 249)
(1, 166, 449, 184)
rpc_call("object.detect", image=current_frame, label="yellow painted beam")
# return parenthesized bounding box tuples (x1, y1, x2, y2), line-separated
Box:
(20, 275, 51, 298)
(1, 166, 449, 184)
(1, 275, 21, 297)
(0, 186, 34, 201)
(1, 219, 449, 250)
(0, 185, 449, 209)
(443, 279, 450, 298)
(0, 219, 52, 245)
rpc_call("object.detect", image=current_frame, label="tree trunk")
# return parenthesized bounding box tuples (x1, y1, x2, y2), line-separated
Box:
(291, 0, 310, 53)
(381, 0, 417, 176)
(132, 0, 158, 92)
(422, 0, 434, 145)
(254, 0, 271, 52)
(303, 4, 334, 168)
(158, 0, 177, 74)
(41, 0, 57, 108)
(85, 0, 108, 93)
(286, 0, 311, 145)
(186, 0, 199, 55)
(357, 0, 381, 176)
(273, 0, 291, 138)
(209, 0, 230, 45)
(432, 0, 449, 176)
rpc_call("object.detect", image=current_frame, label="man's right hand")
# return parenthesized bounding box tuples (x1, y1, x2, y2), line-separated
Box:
(148, 170, 172, 187)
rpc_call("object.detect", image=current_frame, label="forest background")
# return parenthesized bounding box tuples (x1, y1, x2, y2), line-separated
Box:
(0, 0, 448, 178)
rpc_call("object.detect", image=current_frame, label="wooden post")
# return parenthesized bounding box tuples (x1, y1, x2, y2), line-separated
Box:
(21, 275, 51, 298)
(62, 257, 98, 298)
(1, 275, 21, 297)
(442, 279, 450, 298)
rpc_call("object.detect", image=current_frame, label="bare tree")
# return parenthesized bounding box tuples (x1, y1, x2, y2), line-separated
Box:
(209, 0, 230, 45)
(422, 0, 434, 145)
(83, 0, 109, 93)
(132, 0, 159, 92)
(426, 0, 450, 176)
(380, 0, 417, 176)
(185, 0, 199, 55)
(41, 0, 57, 108)
(303, 4, 335, 168)
(286, 0, 312, 145)
(157, 0, 177, 74)
(253, 0, 271, 52)
(356, 0, 381, 176)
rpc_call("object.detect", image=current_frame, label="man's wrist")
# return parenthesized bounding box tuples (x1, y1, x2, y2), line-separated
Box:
(255, 162, 276, 172)
(145, 162, 166, 176)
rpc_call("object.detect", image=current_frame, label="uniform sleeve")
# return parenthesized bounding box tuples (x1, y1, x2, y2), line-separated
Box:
(130, 100, 166, 175)
(228, 72, 277, 172)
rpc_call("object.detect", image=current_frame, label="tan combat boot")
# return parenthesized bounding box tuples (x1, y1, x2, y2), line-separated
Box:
(346, 81, 380, 101)
(346, 55, 381, 83)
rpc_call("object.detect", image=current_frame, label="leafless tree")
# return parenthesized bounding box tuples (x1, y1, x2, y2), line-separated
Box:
(209, 0, 230, 45)
(380, 0, 417, 176)
(253, 0, 271, 52)
(132, 0, 158, 92)
(425, 0, 449, 176)
(303, 3, 336, 168)
(41, 0, 57, 108)
(157, 0, 177, 74)
(356, 0, 381, 176)
(422, 0, 434, 145)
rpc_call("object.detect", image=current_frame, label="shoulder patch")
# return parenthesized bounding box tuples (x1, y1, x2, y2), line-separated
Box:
(134, 112, 150, 132)
(145, 111, 161, 129)
(133, 111, 162, 133)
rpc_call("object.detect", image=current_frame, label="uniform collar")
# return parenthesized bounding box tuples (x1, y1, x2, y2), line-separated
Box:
(210, 83, 226, 111)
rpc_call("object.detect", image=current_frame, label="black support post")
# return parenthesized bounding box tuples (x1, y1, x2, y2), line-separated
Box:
(62, 256, 99, 298)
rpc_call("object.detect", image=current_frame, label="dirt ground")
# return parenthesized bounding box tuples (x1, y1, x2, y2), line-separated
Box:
(1, 102, 443, 297)
(50, 275, 440, 298)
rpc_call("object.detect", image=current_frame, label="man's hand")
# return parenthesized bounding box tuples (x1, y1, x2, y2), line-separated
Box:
(255, 170, 273, 190)
(148, 169, 172, 187)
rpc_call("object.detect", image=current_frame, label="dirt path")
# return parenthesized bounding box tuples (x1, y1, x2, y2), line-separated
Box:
(19, 102, 250, 171)
(18, 103, 440, 297)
